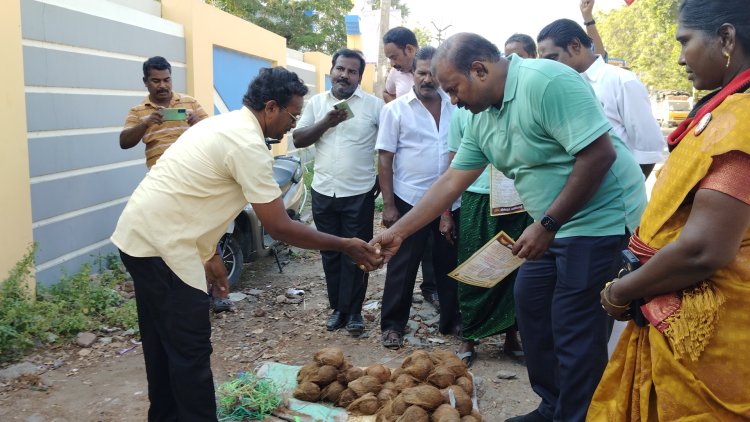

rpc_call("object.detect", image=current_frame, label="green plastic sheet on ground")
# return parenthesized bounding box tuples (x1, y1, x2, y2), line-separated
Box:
(255, 362, 349, 422)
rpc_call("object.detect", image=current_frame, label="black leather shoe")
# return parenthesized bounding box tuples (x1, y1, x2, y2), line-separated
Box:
(326, 310, 347, 331)
(424, 292, 441, 312)
(345, 314, 365, 337)
(504, 409, 551, 422)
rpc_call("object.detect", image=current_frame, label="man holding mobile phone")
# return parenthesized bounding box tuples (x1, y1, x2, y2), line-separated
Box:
(119, 56, 208, 169)
(292, 48, 383, 336)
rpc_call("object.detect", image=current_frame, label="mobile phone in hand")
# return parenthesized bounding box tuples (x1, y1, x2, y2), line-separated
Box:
(162, 108, 187, 121)
(333, 100, 354, 120)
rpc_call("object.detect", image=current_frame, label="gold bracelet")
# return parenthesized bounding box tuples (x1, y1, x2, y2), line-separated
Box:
(603, 281, 630, 309)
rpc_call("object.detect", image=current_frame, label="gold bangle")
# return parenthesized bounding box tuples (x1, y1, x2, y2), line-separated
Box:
(603, 281, 630, 309)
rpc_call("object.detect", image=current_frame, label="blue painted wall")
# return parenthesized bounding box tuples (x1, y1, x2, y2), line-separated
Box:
(213, 46, 272, 111)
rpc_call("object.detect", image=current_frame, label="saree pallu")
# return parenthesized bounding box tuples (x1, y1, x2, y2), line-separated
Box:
(587, 93, 750, 421)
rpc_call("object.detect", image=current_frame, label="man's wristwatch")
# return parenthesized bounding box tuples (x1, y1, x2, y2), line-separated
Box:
(540, 214, 561, 232)
(584, 19, 596, 26)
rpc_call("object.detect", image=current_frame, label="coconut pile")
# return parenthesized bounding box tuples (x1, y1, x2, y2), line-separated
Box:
(293, 347, 482, 422)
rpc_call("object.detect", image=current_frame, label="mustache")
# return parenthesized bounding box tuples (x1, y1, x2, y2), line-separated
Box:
(420, 84, 436, 90)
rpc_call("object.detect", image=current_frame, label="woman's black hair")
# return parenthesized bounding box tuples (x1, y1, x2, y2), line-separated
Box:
(242, 67, 308, 111)
(678, 0, 750, 51)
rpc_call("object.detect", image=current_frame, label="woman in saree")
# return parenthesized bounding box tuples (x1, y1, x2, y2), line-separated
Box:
(588, 0, 750, 420)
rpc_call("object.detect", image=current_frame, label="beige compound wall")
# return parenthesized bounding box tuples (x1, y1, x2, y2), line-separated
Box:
(0, 0, 34, 290)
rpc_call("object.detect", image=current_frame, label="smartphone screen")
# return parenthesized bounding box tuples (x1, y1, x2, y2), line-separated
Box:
(162, 108, 187, 121)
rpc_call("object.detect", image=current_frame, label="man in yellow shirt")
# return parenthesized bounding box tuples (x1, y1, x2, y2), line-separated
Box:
(112, 67, 382, 420)
(119, 56, 230, 312)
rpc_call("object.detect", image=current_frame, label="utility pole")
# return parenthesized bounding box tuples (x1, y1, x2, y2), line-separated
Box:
(431, 21, 452, 44)
(375, 0, 391, 99)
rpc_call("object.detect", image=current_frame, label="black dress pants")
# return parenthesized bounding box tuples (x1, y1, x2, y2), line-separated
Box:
(380, 195, 460, 334)
(119, 251, 217, 422)
(311, 188, 375, 314)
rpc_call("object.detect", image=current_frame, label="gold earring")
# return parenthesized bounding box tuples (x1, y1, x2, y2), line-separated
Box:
(725, 52, 731, 68)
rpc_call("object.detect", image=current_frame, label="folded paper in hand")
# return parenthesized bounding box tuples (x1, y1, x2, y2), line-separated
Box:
(448, 231, 525, 288)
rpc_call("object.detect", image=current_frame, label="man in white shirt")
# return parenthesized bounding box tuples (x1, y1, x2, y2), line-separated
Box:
(382, 27, 418, 103)
(537, 18, 665, 178)
(292, 49, 384, 336)
(382, 27, 441, 310)
(112, 67, 381, 420)
(376, 46, 461, 349)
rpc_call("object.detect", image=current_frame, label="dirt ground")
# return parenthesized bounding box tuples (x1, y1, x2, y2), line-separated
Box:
(0, 213, 538, 422)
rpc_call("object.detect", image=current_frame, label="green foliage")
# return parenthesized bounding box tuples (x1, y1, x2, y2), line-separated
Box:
(0, 251, 139, 364)
(211, 0, 352, 54)
(413, 25, 433, 47)
(596, 0, 691, 92)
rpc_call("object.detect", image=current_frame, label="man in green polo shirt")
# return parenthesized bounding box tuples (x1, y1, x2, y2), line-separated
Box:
(372, 33, 646, 422)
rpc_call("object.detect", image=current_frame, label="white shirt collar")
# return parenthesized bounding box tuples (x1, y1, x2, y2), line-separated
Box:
(327, 86, 364, 101)
(582, 55, 606, 83)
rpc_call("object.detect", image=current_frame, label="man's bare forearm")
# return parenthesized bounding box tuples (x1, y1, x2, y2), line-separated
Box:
(389, 167, 481, 240)
(120, 124, 147, 149)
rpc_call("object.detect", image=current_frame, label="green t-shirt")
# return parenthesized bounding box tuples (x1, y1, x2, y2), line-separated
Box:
(448, 108, 490, 194)
(451, 57, 646, 238)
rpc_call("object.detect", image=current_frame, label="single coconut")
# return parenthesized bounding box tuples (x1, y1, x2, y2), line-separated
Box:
(447, 386, 472, 416)
(366, 364, 392, 384)
(403, 357, 434, 381)
(396, 405, 429, 422)
(392, 395, 408, 415)
(314, 347, 345, 368)
(431, 404, 461, 422)
(375, 400, 397, 422)
(320, 380, 346, 403)
(296, 362, 321, 383)
(337, 388, 358, 408)
(427, 365, 456, 388)
(347, 392, 380, 416)
(393, 374, 419, 391)
(344, 366, 365, 384)
(456, 376, 474, 396)
(348, 375, 382, 397)
(377, 387, 398, 402)
(293, 381, 321, 402)
(390, 367, 406, 382)
(306, 364, 338, 386)
(400, 385, 444, 411)
(402, 350, 432, 367)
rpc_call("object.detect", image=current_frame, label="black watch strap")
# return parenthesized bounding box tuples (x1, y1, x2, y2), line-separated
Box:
(540, 214, 561, 232)
(584, 19, 596, 26)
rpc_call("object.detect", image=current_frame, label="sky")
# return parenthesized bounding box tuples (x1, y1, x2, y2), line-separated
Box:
(402, 0, 626, 48)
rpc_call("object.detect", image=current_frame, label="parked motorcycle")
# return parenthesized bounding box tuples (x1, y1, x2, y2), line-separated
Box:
(218, 144, 307, 288)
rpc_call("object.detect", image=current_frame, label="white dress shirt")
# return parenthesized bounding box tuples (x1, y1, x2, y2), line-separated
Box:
(582, 56, 666, 165)
(385, 67, 415, 98)
(294, 87, 384, 197)
(376, 88, 460, 210)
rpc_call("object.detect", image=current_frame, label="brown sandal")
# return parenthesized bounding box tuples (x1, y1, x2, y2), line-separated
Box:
(381, 330, 403, 349)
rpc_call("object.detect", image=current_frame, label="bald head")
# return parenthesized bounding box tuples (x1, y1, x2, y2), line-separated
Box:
(435, 33, 502, 76)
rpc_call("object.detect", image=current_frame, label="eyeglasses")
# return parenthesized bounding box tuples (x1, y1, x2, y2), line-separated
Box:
(280, 106, 301, 123)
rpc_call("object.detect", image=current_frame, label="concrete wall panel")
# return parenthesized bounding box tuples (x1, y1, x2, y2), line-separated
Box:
(31, 166, 145, 221)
